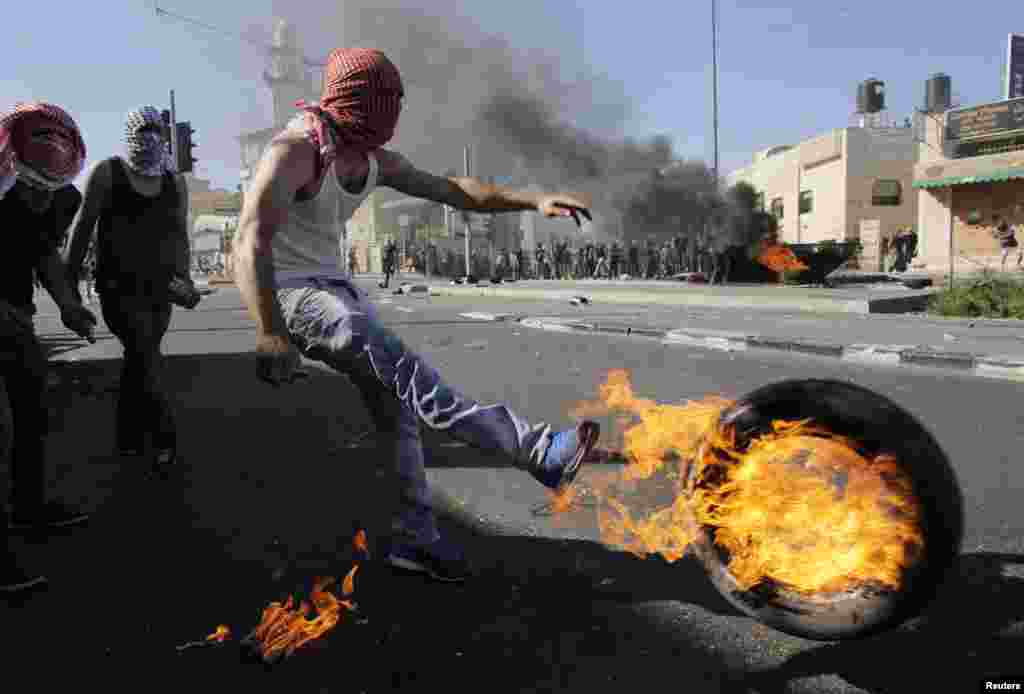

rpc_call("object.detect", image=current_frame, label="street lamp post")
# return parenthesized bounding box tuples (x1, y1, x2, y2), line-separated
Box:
(711, 0, 720, 186)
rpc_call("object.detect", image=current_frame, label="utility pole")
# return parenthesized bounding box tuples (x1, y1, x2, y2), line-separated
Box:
(711, 0, 720, 187)
(464, 145, 472, 277)
(169, 90, 179, 164)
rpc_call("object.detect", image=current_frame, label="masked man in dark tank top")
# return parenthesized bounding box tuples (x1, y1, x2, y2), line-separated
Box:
(64, 107, 198, 477)
(0, 102, 97, 593)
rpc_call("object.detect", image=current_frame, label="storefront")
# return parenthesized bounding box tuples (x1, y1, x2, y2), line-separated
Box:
(913, 97, 1024, 274)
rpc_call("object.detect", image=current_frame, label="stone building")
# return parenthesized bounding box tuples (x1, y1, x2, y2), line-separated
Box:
(726, 126, 919, 270)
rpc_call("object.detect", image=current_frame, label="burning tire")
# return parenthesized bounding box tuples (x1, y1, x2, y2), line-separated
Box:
(684, 379, 963, 641)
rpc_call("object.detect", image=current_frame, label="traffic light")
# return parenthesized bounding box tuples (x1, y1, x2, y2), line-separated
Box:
(175, 121, 197, 173)
(160, 110, 173, 158)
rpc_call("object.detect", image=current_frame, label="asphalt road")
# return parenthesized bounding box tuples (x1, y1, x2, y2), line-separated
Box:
(2, 281, 1022, 694)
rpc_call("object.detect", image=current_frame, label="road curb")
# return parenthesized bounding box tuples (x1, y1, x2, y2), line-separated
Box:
(428, 284, 938, 314)
(516, 317, 1024, 382)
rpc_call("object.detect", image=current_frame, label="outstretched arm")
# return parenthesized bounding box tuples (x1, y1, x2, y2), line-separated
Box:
(377, 150, 592, 227)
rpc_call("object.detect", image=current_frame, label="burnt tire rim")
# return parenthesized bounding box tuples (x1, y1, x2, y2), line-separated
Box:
(684, 379, 963, 641)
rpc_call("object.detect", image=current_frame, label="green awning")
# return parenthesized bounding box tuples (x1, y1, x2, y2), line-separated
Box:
(913, 166, 1024, 189)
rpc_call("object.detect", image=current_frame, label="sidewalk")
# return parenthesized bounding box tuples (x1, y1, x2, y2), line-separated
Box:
(425, 276, 938, 314)
(503, 306, 1024, 381)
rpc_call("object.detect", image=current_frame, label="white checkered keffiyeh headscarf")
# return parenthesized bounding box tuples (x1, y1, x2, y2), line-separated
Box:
(124, 106, 175, 177)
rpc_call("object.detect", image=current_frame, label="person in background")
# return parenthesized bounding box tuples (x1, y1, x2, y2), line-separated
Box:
(593, 242, 609, 278)
(427, 242, 438, 279)
(380, 240, 397, 288)
(609, 241, 622, 278)
(534, 242, 547, 280)
(992, 215, 1022, 272)
(64, 106, 199, 476)
(0, 103, 97, 594)
(78, 248, 97, 305)
(509, 245, 519, 281)
(628, 239, 640, 277)
(348, 245, 359, 275)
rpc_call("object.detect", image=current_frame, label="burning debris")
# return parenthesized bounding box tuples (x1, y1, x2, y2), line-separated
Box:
(240, 572, 359, 664)
(756, 244, 809, 273)
(557, 370, 925, 599)
(181, 531, 370, 664)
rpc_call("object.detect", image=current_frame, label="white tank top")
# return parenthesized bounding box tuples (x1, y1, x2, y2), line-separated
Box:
(271, 117, 379, 283)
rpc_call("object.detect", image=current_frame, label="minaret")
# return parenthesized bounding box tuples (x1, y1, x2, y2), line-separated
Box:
(262, 19, 315, 128)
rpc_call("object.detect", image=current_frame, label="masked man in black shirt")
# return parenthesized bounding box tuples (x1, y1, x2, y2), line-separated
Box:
(0, 102, 96, 592)
(64, 107, 198, 478)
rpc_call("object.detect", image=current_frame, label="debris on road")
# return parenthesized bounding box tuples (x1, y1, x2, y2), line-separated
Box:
(392, 283, 430, 295)
(176, 625, 231, 652)
(570, 296, 591, 306)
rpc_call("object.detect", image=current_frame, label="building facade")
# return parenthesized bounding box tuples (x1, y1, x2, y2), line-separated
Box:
(726, 126, 919, 270)
(913, 96, 1024, 275)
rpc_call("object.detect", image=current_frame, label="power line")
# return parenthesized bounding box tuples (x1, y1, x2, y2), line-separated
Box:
(152, 2, 326, 67)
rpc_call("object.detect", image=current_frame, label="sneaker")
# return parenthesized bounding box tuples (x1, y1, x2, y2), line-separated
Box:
(529, 421, 600, 491)
(8, 501, 90, 532)
(386, 536, 472, 583)
(0, 564, 48, 594)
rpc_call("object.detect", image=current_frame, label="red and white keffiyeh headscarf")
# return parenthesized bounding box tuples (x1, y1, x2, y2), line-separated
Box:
(294, 48, 404, 188)
(0, 102, 86, 197)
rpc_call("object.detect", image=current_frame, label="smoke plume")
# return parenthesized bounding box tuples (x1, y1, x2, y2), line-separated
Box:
(267, 0, 740, 243)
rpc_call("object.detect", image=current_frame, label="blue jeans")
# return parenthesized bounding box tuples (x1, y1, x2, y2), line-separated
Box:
(277, 277, 554, 546)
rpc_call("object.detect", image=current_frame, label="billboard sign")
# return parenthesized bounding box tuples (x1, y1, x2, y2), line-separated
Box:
(1005, 33, 1024, 100)
(945, 97, 1024, 142)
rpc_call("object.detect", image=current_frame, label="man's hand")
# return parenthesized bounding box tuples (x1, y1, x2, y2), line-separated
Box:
(256, 333, 306, 387)
(168, 276, 202, 309)
(537, 195, 593, 229)
(59, 301, 96, 343)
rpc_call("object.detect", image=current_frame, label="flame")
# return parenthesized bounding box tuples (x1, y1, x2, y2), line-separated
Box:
(341, 564, 359, 596)
(353, 529, 370, 559)
(206, 625, 231, 643)
(245, 531, 367, 662)
(757, 243, 809, 272)
(249, 577, 354, 661)
(565, 370, 925, 596)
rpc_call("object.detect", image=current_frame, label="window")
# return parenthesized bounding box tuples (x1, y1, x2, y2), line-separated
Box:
(872, 179, 902, 206)
(799, 190, 813, 214)
(770, 198, 784, 219)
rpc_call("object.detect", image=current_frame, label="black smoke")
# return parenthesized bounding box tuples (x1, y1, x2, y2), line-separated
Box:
(268, 1, 759, 247)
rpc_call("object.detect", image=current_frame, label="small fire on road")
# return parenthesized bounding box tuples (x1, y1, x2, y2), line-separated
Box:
(184, 530, 370, 664)
(557, 370, 924, 598)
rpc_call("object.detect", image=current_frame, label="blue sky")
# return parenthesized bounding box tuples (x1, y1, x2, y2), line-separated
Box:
(3, 0, 1017, 191)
